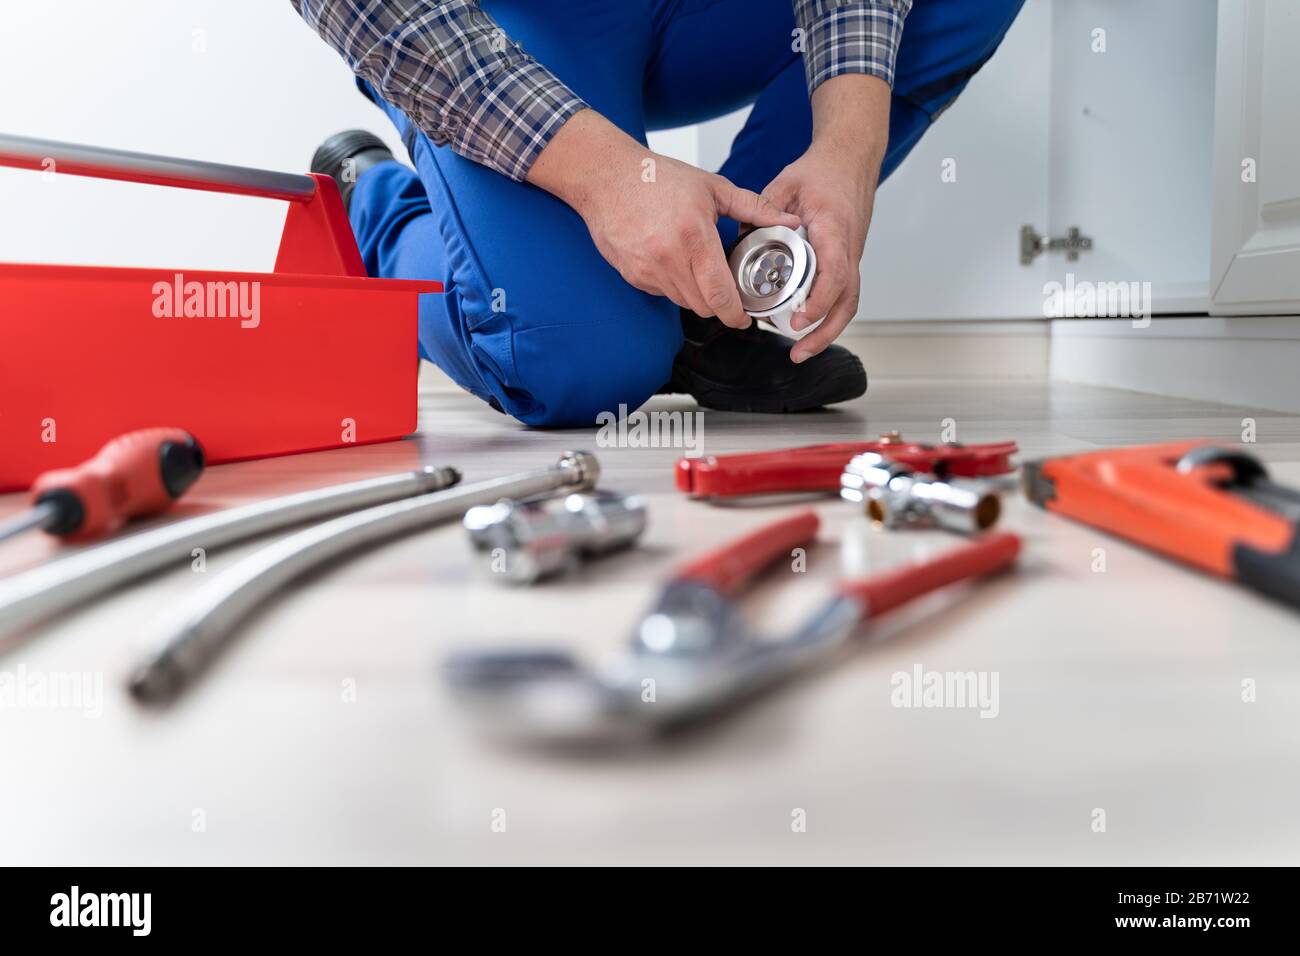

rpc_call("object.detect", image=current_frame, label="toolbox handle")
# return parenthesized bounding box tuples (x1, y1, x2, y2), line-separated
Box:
(0, 133, 365, 277)
(0, 133, 316, 201)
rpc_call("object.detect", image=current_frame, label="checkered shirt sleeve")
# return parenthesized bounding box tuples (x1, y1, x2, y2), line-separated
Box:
(793, 0, 912, 93)
(290, 1, 910, 182)
(291, 0, 588, 182)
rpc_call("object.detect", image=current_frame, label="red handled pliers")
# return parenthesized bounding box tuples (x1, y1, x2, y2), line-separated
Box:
(676, 432, 1018, 499)
(445, 510, 1021, 743)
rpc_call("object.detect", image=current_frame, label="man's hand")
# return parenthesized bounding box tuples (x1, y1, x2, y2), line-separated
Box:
(528, 110, 799, 328)
(763, 74, 891, 363)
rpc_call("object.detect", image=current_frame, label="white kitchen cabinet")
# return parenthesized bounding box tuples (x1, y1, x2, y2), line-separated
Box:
(1210, 0, 1300, 314)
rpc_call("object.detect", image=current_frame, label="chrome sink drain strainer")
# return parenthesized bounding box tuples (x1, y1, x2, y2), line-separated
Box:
(728, 225, 823, 339)
(745, 248, 794, 298)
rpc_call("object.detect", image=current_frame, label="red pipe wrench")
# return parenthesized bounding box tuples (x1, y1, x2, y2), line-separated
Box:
(676, 433, 1018, 499)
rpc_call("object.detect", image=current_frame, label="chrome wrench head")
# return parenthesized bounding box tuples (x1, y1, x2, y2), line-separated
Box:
(443, 649, 640, 745)
(442, 581, 793, 746)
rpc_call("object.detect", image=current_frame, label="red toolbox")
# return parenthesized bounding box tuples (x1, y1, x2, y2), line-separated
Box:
(0, 134, 440, 492)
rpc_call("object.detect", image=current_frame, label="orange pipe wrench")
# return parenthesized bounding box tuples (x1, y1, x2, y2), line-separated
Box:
(1023, 440, 1300, 609)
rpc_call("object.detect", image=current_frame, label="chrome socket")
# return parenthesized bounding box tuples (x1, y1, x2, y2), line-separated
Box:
(840, 453, 1002, 535)
(465, 490, 648, 584)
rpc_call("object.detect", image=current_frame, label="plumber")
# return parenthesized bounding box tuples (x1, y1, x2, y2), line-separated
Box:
(293, 0, 1025, 426)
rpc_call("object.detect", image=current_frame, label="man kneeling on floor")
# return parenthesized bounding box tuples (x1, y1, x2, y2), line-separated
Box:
(292, 0, 1024, 427)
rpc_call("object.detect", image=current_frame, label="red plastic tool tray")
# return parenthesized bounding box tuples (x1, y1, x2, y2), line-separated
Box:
(0, 134, 440, 492)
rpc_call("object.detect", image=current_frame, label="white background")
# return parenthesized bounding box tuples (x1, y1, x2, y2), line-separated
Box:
(0, 1, 405, 274)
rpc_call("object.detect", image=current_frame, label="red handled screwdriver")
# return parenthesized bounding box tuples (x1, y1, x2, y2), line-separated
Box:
(0, 428, 205, 545)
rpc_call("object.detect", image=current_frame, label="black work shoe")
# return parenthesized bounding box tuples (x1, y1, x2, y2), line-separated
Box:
(310, 130, 395, 212)
(662, 311, 867, 413)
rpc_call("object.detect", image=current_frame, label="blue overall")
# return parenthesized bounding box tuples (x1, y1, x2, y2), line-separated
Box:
(348, 0, 1025, 427)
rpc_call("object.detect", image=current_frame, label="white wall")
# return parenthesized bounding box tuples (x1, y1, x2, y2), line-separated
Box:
(0, 0, 407, 273)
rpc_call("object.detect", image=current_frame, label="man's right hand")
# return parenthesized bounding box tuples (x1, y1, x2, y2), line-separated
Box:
(527, 109, 800, 329)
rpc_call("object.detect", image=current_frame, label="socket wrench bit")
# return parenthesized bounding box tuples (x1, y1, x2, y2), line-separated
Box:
(465, 490, 647, 585)
(841, 452, 1001, 534)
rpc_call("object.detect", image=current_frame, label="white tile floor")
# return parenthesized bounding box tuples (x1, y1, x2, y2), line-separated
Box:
(2, 374, 1299, 865)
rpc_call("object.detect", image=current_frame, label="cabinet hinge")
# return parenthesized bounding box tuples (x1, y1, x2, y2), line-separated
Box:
(1020, 225, 1093, 265)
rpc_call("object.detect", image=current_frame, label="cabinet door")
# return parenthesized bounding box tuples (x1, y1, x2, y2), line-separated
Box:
(1211, 0, 1300, 314)
(1048, 0, 1216, 315)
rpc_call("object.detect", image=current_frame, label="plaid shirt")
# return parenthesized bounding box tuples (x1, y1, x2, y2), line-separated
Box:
(291, 0, 911, 182)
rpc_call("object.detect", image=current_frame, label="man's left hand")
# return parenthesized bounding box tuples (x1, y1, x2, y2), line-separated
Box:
(761, 74, 891, 363)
